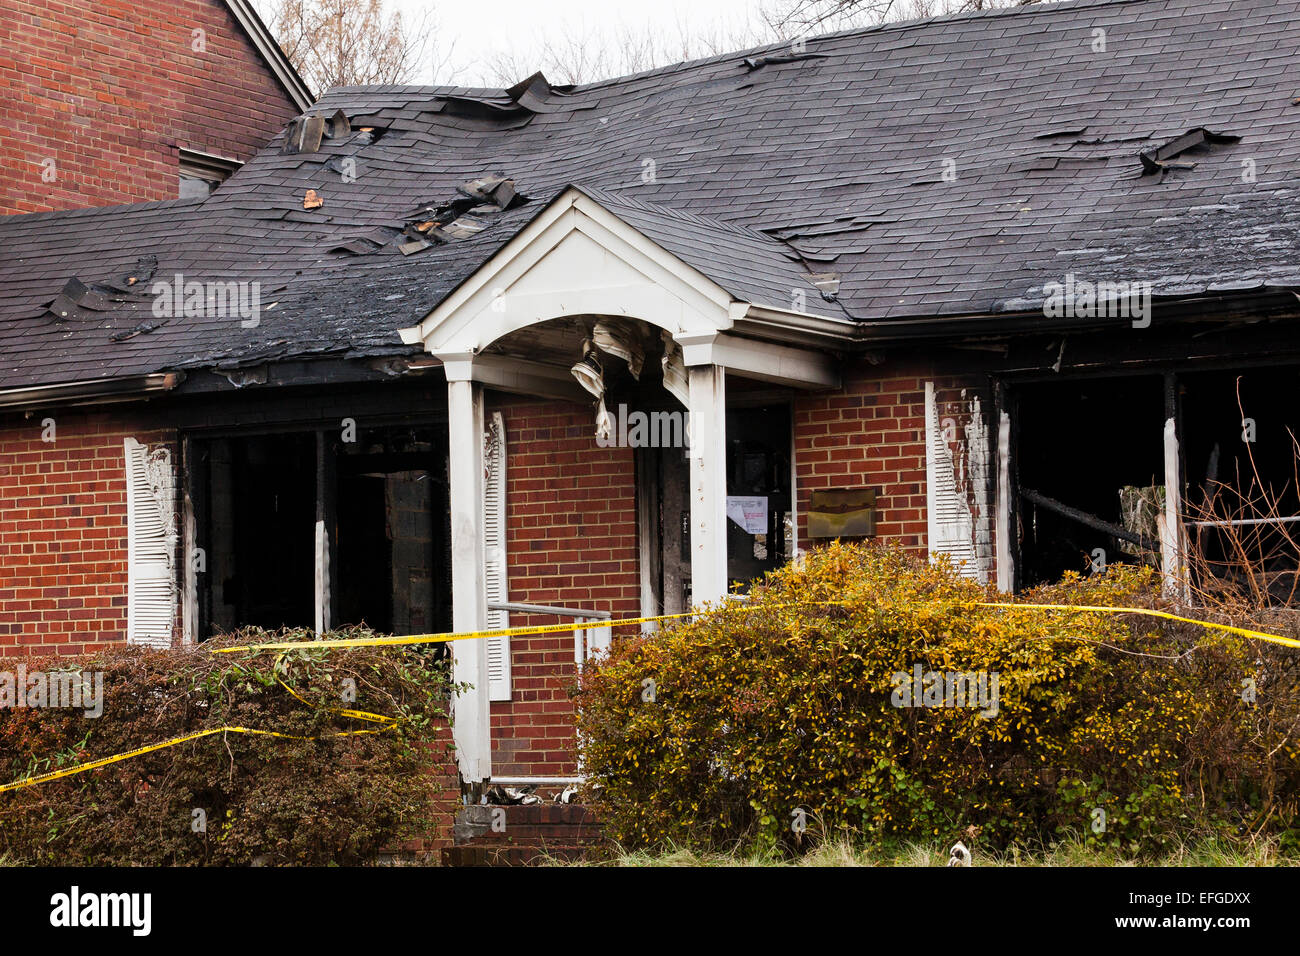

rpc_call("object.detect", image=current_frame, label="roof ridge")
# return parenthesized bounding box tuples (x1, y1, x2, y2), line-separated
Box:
(572, 184, 784, 245)
(309, 0, 1158, 106)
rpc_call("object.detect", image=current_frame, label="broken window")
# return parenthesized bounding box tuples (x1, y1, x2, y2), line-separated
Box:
(1010, 366, 1300, 604)
(1181, 367, 1300, 606)
(197, 433, 317, 632)
(1013, 375, 1165, 587)
(189, 424, 451, 639)
(335, 425, 451, 635)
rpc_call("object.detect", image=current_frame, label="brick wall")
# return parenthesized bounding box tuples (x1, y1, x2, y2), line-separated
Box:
(794, 364, 931, 549)
(793, 360, 993, 568)
(0, 412, 174, 656)
(0, 0, 300, 214)
(488, 397, 640, 778)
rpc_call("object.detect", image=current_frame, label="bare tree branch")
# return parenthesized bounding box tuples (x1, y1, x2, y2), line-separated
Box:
(761, 0, 1041, 34)
(267, 0, 461, 92)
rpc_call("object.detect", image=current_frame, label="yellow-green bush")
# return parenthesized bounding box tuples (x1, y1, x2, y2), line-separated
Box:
(575, 542, 1299, 855)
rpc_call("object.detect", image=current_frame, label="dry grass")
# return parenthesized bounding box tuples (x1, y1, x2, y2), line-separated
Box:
(560, 834, 1299, 867)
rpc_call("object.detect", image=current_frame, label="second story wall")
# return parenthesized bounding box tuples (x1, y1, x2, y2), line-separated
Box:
(0, 0, 304, 214)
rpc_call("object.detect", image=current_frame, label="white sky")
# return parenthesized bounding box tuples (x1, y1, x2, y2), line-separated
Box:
(409, 0, 770, 85)
(254, 0, 781, 88)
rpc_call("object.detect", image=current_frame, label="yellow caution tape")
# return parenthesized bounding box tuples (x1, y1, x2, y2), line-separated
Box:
(0, 722, 396, 796)
(270, 651, 398, 725)
(6, 598, 1295, 796)
(977, 602, 1300, 650)
(218, 598, 1300, 654)
(211, 609, 709, 654)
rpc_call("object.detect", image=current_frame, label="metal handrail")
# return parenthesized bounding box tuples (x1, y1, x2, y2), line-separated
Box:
(487, 601, 612, 619)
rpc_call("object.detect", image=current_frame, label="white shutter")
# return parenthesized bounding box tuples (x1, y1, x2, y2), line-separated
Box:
(925, 382, 978, 579)
(484, 412, 512, 701)
(124, 438, 177, 647)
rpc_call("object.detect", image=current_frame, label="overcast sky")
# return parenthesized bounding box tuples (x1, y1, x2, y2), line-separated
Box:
(254, 0, 783, 88)
(411, 0, 771, 84)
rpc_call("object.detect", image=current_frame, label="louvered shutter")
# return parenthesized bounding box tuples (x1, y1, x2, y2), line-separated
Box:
(124, 438, 177, 647)
(484, 412, 511, 701)
(925, 382, 978, 578)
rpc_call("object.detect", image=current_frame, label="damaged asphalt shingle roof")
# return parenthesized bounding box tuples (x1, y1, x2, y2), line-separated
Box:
(2, 0, 1300, 391)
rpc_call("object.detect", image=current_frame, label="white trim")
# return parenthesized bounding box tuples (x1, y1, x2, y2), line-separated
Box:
(688, 365, 728, 603)
(402, 190, 736, 351)
(996, 410, 1014, 593)
(403, 189, 840, 392)
(1161, 416, 1188, 602)
(924, 382, 978, 579)
(406, 203, 732, 357)
(448, 381, 492, 782)
(440, 354, 587, 401)
(637, 454, 662, 632)
(675, 331, 839, 389)
(313, 519, 330, 633)
(484, 412, 512, 701)
(182, 469, 198, 646)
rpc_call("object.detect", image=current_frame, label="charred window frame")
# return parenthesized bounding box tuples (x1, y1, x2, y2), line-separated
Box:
(998, 360, 1300, 601)
(183, 416, 452, 642)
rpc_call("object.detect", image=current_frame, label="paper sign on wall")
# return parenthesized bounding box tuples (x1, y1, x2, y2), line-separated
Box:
(726, 495, 768, 534)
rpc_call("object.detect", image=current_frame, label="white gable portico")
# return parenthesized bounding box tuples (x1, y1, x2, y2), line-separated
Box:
(398, 185, 843, 786)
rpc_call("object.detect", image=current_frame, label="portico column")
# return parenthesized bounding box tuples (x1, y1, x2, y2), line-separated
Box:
(688, 364, 728, 604)
(446, 373, 492, 785)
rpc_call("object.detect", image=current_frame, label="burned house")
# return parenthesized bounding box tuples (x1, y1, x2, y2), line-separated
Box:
(2, 0, 1300, 787)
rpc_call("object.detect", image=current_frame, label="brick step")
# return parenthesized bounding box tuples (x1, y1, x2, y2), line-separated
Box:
(460, 825, 605, 844)
(454, 805, 602, 840)
(445, 804, 610, 865)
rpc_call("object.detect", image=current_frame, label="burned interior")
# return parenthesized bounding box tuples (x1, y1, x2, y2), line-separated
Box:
(996, 335, 1300, 598)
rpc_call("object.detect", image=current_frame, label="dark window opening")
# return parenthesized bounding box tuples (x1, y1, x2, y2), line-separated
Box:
(1181, 367, 1300, 604)
(726, 404, 793, 589)
(335, 426, 451, 635)
(179, 148, 241, 198)
(1013, 376, 1165, 587)
(191, 423, 451, 640)
(200, 433, 317, 632)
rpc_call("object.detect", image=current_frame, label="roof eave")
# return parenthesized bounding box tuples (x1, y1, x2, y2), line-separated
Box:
(0, 372, 183, 411)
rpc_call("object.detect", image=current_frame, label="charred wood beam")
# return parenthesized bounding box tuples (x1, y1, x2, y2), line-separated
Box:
(1020, 487, 1159, 552)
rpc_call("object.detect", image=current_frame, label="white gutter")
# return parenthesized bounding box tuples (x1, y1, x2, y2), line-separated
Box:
(0, 373, 181, 410)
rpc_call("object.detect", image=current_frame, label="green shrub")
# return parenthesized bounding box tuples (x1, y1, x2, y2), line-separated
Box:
(575, 542, 1300, 856)
(0, 628, 454, 865)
